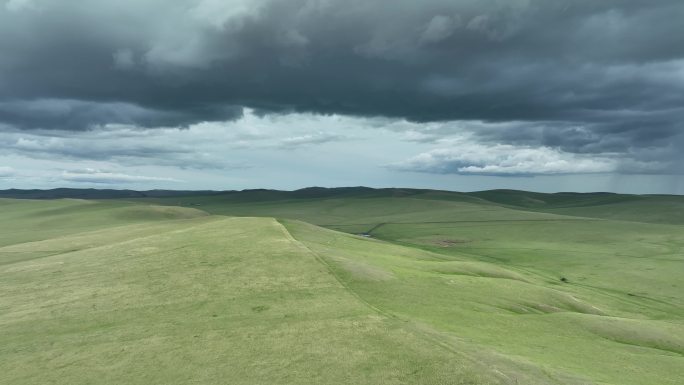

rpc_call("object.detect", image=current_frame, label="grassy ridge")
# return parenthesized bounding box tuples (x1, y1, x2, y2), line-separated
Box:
(136, 188, 684, 384)
(0, 204, 501, 384)
(0, 198, 207, 248)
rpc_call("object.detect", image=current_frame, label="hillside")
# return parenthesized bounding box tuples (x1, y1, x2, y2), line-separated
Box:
(1, 194, 683, 384)
(0, 188, 219, 200)
(4, 187, 684, 225)
(0, 201, 522, 384)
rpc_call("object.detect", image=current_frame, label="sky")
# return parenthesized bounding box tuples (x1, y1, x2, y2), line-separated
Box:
(1, 0, 684, 193)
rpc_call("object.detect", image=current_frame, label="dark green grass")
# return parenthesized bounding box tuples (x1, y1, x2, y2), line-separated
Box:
(137, 187, 684, 225)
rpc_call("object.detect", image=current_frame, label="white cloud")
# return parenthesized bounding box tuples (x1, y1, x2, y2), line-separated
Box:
(5, 0, 35, 12)
(0, 166, 15, 177)
(421, 15, 461, 43)
(60, 168, 181, 184)
(391, 142, 618, 176)
(0, 109, 356, 167)
(190, 0, 267, 30)
(277, 132, 346, 149)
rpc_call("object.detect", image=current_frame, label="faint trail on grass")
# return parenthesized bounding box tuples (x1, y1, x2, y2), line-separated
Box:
(274, 219, 396, 320)
(323, 218, 599, 226)
(276, 218, 580, 385)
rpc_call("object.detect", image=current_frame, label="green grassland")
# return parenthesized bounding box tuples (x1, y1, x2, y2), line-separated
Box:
(1, 189, 683, 384)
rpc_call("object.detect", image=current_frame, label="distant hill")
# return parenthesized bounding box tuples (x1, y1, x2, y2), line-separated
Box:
(467, 189, 644, 208)
(0, 188, 220, 199)
(1, 186, 681, 204)
(2, 186, 684, 225)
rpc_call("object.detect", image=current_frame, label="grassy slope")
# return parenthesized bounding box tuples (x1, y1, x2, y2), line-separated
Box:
(138, 193, 573, 234)
(138, 191, 684, 308)
(545, 197, 684, 224)
(2, 193, 683, 384)
(137, 189, 684, 384)
(1, 200, 504, 385)
(284, 220, 684, 385)
(468, 190, 684, 225)
(133, 187, 684, 225)
(0, 198, 208, 248)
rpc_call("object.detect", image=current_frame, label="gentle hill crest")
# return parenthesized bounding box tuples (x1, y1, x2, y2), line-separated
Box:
(4, 187, 684, 225)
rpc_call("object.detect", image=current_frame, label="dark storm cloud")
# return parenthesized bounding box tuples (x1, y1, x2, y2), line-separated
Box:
(0, 127, 249, 169)
(0, 99, 242, 130)
(1, 0, 683, 165)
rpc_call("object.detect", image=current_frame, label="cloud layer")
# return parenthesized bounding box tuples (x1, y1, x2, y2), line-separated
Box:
(2, 2, 683, 125)
(1, 0, 683, 187)
(0, 166, 15, 178)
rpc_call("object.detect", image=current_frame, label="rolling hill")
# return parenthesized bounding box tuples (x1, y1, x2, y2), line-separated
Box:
(1, 189, 683, 384)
